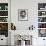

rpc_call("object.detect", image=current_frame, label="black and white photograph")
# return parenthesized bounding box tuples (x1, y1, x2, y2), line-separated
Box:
(18, 9, 28, 21)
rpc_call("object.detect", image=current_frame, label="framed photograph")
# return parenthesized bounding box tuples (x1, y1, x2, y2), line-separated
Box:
(18, 9, 28, 21)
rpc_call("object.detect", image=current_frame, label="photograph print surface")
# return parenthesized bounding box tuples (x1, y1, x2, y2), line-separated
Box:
(18, 9, 28, 21)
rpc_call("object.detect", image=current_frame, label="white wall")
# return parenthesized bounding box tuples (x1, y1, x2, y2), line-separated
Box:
(11, 0, 46, 30)
(11, 0, 38, 30)
(11, 0, 46, 46)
